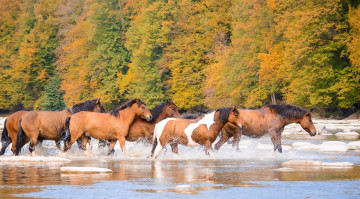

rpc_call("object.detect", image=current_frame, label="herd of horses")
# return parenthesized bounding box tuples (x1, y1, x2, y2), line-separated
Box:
(0, 98, 317, 159)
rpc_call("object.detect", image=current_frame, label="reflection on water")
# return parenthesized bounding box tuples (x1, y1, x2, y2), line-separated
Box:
(0, 159, 359, 198)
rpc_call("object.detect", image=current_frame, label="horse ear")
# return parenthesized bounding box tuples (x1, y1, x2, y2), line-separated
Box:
(231, 106, 236, 111)
(96, 98, 100, 104)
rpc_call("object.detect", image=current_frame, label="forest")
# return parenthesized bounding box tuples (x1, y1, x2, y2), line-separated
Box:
(0, 0, 360, 112)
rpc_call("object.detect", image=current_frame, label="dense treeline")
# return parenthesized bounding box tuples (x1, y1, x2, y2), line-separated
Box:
(0, 0, 359, 111)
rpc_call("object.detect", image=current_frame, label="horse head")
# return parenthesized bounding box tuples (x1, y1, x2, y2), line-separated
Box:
(226, 106, 243, 130)
(299, 111, 316, 136)
(93, 98, 106, 113)
(164, 100, 181, 118)
(133, 99, 153, 121)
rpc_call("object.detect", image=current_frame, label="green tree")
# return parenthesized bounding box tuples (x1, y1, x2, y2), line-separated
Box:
(39, 75, 66, 111)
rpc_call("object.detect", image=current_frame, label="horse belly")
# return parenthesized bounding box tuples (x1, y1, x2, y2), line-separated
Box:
(183, 124, 201, 147)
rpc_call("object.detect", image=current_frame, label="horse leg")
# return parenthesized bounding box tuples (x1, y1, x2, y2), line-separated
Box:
(232, 130, 242, 151)
(80, 135, 88, 151)
(98, 139, 109, 148)
(29, 136, 38, 156)
(118, 136, 126, 155)
(204, 141, 212, 156)
(107, 140, 117, 155)
(214, 129, 232, 150)
(0, 140, 11, 155)
(151, 137, 166, 160)
(64, 131, 82, 152)
(170, 143, 178, 155)
(55, 140, 61, 150)
(269, 130, 282, 153)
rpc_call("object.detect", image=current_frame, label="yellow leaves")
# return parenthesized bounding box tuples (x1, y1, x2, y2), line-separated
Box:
(348, 6, 360, 69)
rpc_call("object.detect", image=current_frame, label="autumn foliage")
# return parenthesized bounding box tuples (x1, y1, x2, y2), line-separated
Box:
(0, 0, 359, 110)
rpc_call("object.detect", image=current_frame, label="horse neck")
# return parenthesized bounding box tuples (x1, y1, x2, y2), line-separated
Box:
(118, 107, 138, 127)
(203, 111, 227, 135)
(153, 110, 168, 123)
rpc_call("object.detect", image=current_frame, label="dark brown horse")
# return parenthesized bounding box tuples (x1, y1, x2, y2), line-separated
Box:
(14, 99, 105, 155)
(214, 104, 317, 153)
(151, 107, 243, 159)
(63, 99, 152, 155)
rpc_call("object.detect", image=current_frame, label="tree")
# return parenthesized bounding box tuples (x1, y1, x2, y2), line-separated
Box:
(38, 75, 66, 111)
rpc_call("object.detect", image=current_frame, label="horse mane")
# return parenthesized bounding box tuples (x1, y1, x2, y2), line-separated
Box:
(71, 98, 106, 113)
(110, 99, 145, 118)
(142, 101, 174, 123)
(182, 114, 202, 119)
(265, 104, 308, 120)
(216, 107, 239, 124)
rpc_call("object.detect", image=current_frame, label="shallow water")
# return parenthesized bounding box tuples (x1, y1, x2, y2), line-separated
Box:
(0, 119, 360, 198)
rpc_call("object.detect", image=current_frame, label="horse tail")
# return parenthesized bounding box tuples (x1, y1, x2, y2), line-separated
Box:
(1, 119, 9, 143)
(0, 119, 10, 155)
(151, 123, 160, 156)
(15, 119, 25, 155)
(64, 117, 71, 144)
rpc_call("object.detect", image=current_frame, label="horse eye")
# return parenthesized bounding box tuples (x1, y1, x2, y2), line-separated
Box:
(141, 107, 145, 110)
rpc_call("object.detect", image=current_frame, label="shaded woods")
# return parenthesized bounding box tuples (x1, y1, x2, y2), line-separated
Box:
(0, 0, 360, 111)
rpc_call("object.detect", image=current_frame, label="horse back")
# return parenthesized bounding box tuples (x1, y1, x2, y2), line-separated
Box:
(21, 110, 71, 139)
(239, 108, 283, 136)
(5, 111, 28, 141)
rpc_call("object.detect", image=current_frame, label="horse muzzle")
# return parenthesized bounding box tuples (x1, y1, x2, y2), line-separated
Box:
(309, 131, 316, 136)
(237, 125, 244, 131)
(146, 115, 153, 122)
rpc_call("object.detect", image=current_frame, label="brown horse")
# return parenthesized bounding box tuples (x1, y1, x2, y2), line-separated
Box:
(0, 111, 28, 155)
(63, 99, 152, 155)
(126, 100, 181, 143)
(14, 99, 105, 155)
(151, 107, 243, 159)
(214, 104, 317, 153)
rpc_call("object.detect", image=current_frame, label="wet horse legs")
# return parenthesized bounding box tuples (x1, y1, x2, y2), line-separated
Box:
(170, 143, 178, 154)
(214, 129, 232, 150)
(107, 140, 117, 155)
(269, 130, 282, 153)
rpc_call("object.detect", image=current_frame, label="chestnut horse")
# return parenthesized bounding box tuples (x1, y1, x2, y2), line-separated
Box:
(0, 111, 28, 155)
(63, 99, 152, 155)
(126, 100, 181, 143)
(96, 100, 181, 148)
(151, 107, 243, 159)
(214, 104, 317, 153)
(14, 99, 105, 155)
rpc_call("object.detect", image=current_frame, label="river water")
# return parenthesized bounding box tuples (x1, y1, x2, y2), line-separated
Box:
(0, 119, 360, 198)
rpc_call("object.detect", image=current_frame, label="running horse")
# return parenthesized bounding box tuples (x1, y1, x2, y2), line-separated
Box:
(14, 99, 105, 155)
(63, 99, 152, 155)
(96, 100, 181, 147)
(214, 104, 317, 153)
(1, 111, 28, 155)
(151, 107, 243, 159)
(126, 100, 181, 144)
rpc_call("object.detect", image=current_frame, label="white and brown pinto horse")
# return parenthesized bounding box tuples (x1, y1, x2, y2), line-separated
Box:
(214, 104, 317, 153)
(150, 107, 243, 159)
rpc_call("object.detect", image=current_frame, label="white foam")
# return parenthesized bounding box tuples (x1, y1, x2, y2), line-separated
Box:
(282, 160, 354, 168)
(0, 156, 71, 163)
(60, 166, 112, 173)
